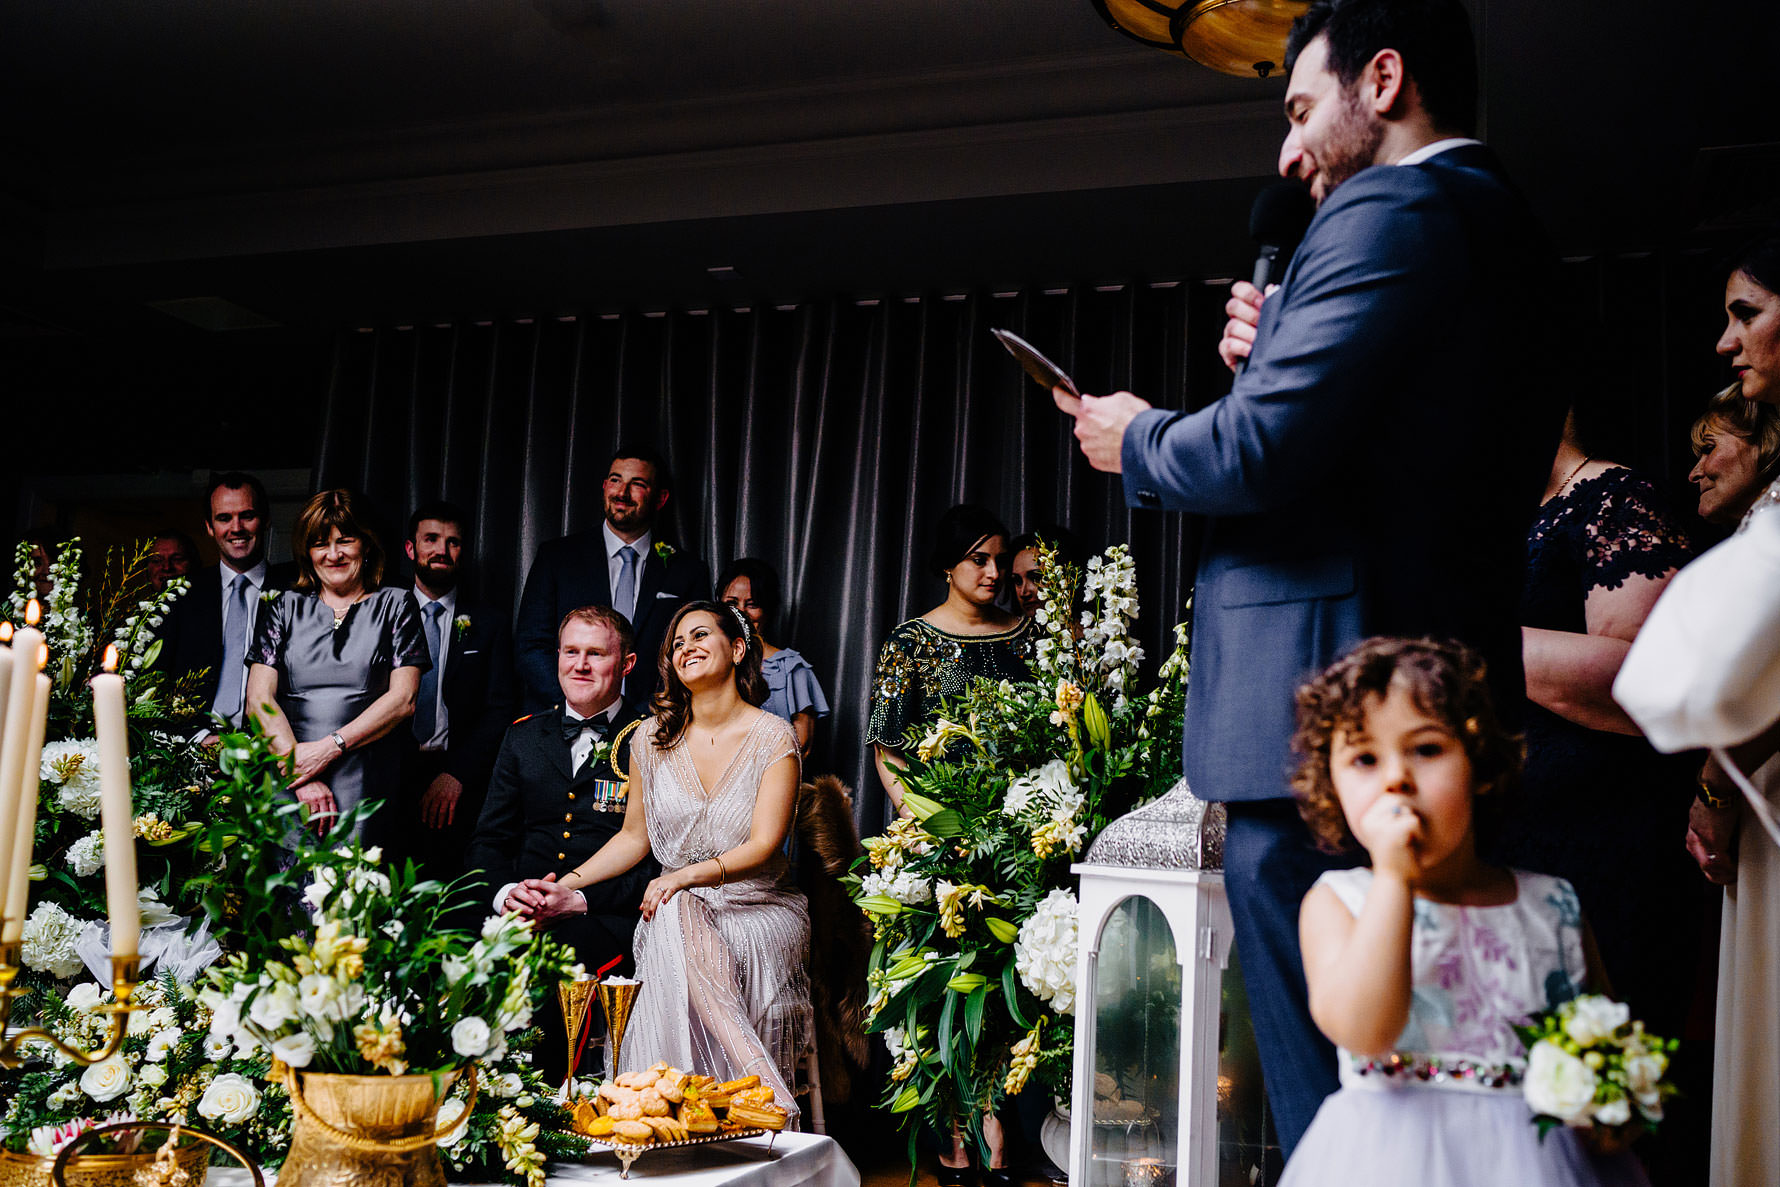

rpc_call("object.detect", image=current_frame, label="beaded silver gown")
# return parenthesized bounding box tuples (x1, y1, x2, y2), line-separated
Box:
(623, 711, 814, 1114)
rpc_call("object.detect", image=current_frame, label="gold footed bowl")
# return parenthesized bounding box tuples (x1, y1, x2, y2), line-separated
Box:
(280, 1066, 476, 1187)
(0, 1140, 209, 1187)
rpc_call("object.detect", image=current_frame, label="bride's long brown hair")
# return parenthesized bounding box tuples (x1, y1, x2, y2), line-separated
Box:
(651, 600, 767, 747)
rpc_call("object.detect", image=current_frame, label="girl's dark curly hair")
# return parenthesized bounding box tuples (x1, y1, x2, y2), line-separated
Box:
(1290, 636, 1522, 854)
(651, 600, 766, 748)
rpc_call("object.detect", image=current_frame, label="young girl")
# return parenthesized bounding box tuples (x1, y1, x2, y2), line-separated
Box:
(1281, 637, 1649, 1187)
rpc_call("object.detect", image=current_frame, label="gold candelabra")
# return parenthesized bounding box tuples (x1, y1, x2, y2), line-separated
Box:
(0, 940, 140, 1069)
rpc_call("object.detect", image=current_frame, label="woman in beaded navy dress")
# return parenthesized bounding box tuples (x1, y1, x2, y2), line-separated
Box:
(1496, 407, 1699, 1043)
(245, 489, 428, 842)
(866, 505, 1033, 818)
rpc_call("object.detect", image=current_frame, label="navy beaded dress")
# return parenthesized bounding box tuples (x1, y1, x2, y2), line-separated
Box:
(1496, 466, 1699, 1034)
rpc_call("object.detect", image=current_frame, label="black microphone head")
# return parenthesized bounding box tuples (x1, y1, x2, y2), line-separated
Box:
(1249, 182, 1315, 249)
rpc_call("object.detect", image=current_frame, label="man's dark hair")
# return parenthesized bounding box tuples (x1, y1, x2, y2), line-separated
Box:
(607, 444, 674, 494)
(204, 471, 268, 518)
(407, 500, 471, 542)
(1285, 0, 1478, 137)
(155, 529, 200, 558)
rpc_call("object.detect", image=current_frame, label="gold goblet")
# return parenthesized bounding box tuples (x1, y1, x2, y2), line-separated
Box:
(557, 976, 598, 1087)
(595, 979, 640, 1077)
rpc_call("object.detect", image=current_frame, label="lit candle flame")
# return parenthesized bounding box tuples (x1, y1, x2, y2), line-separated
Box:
(24, 600, 42, 627)
(35, 643, 48, 670)
(102, 643, 120, 674)
(0, 621, 11, 643)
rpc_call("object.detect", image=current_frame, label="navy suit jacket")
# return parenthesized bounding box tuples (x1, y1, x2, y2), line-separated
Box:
(404, 593, 516, 799)
(1122, 145, 1564, 803)
(513, 531, 711, 715)
(155, 560, 299, 723)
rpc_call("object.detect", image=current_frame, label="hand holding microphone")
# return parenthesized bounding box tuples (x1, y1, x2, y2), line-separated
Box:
(1220, 182, 1314, 374)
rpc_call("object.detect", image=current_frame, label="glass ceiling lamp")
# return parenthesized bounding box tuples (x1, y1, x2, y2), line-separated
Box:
(1090, 0, 1311, 79)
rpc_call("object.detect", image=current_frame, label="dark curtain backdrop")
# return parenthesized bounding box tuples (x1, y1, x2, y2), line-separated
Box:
(313, 252, 1729, 833)
(316, 285, 1234, 828)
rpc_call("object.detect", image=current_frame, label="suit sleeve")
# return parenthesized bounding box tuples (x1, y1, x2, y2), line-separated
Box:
(446, 614, 517, 789)
(1122, 170, 1462, 517)
(464, 727, 525, 891)
(513, 544, 561, 711)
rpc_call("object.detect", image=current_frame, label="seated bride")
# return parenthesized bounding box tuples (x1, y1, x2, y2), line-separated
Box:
(516, 600, 814, 1116)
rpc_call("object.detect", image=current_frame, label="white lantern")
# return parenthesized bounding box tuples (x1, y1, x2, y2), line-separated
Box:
(1069, 778, 1258, 1187)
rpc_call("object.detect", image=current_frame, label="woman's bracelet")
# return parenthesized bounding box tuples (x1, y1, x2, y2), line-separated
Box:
(713, 856, 727, 888)
(1698, 775, 1731, 811)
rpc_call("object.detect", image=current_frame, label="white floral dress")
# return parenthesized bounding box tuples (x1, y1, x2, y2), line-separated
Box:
(1280, 868, 1649, 1187)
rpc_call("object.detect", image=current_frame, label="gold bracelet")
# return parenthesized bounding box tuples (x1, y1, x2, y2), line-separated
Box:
(1698, 777, 1731, 811)
(714, 856, 727, 888)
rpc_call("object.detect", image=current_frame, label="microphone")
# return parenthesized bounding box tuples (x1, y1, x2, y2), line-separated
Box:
(1237, 182, 1315, 373)
(1248, 181, 1315, 292)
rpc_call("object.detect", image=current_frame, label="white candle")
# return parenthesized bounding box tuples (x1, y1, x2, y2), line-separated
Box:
(0, 660, 50, 944)
(91, 645, 140, 959)
(0, 622, 15, 772)
(0, 607, 44, 938)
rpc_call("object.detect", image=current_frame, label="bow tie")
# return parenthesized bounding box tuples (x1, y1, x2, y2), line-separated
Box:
(561, 713, 612, 745)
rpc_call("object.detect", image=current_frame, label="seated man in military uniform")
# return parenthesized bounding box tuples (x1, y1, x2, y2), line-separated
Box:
(467, 604, 657, 981)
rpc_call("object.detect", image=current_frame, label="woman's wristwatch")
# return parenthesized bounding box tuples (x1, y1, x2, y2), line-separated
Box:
(331, 731, 347, 752)
(1697, 775, 1731, 810)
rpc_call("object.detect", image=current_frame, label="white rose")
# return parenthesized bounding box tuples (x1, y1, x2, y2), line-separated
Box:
(146, 1030, 180, 1063)
(436, 1098, 469, 1149)
(1562, 996, 1631, 1046)
(271, 1032, 317, 1068)
(298, 974, 341, 1021)
(451, 1016, 491, 1058)
(48, 1083, 81, 1109)
(139, 1064, 169, 1089)
(201, 991, 241, 1036)
(198, 1073, 262, 1124)
(1524, 1039, 1598, 1124)
(80, 1055, 132, 1102)
(1593, 1097, 1632, 1127)
(65, 983, 106, 1013)
(204, 1033, 234, 1061)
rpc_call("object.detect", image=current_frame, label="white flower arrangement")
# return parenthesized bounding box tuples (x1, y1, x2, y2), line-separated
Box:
(1013, 888, 1079, 1015)
(63, 831, 105, 878)
(1515, 993, 1676, 1138)
(39, 738, 104, 820)
(21, 901, 86, 979)
(1002, 758, 1088, 859)
(859, 867, 935, 906)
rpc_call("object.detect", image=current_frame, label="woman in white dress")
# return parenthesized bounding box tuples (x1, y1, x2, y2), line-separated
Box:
(549, 600, 814, 1113)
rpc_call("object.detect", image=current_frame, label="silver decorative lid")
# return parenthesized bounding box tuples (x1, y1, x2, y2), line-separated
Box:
(1084, 777, 1226, 870)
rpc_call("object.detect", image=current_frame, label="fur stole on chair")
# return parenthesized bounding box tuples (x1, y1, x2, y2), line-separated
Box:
(796, 774, 873, 1103)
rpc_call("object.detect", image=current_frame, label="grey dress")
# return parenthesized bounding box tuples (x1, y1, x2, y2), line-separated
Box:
(248, 586, 429, 838)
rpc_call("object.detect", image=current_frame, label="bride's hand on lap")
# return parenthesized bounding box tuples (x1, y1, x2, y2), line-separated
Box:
(640, 870, 690, 921)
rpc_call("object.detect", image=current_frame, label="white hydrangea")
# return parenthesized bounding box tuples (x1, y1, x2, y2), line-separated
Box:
(64, 831, 104, 878)
(22, 902, 86, 978)
(39, 739, 104, 819)
(860, 867, 934, 905)
(1014, 889, 1079, 1015)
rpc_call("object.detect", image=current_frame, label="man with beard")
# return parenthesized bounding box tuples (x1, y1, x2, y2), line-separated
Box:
(1054, 0, 1563, 1152)
(400, 502, 515, 880)
(514, 446, 710, 714)
(158, 472, 298, 740)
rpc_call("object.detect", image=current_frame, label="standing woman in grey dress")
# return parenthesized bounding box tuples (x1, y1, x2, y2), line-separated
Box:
(245, 489, 428, 840)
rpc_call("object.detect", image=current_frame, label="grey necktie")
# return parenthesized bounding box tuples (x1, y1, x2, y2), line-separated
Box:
(616, 545, 639, 623)
(413, 601, 445, 743)
(215, 572, 250, 724)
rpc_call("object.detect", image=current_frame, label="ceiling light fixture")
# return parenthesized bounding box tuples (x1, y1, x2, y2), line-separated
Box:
(1089, 0, 1310, 79)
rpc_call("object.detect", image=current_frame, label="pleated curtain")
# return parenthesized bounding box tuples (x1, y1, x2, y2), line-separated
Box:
(316, 285, 1230, 829)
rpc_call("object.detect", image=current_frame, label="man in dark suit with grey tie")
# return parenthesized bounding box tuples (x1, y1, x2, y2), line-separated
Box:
(1057, 0, 1564, 1152)
(513, 446, 711, 715)
(157, 471, 297, 740)
(400, 501, 516, 881)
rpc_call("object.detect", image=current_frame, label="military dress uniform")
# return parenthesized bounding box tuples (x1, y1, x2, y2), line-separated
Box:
(465, 703, 658, 976)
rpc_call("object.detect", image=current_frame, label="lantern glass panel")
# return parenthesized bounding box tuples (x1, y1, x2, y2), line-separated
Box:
(1216, 948, 1277, 1184)
(1089, 895, 1180, 1187)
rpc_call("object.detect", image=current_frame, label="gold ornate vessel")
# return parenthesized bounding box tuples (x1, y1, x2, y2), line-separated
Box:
(279, 1066, 476, 1187)
(0, 1140, 209, 1187)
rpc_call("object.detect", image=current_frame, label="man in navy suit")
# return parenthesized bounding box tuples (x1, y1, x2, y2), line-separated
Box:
(399, 501, 516, 881)
(1058, 0, 1563, 1152)
(514, 446, 710, 715)
(157, 471, 297, 740)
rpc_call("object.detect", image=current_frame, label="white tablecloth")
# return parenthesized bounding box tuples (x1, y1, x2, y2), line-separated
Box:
(207, 1133, 858, 1187)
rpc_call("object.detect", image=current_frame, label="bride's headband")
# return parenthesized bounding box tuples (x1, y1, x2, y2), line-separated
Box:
(726, 603, 754, 649)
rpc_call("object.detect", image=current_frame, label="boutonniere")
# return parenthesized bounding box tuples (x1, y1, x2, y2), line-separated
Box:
(259, 588, 282, 604)
(653, 541, 676, 563)
(453, 614, 473, 640)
